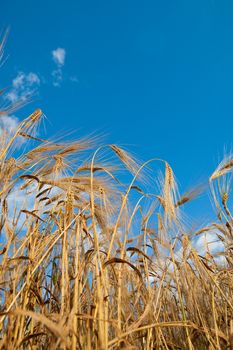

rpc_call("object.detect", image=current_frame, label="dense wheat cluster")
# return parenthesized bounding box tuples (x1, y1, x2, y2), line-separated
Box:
(0, 107, 232, 350)
(1, 42, 233, 350)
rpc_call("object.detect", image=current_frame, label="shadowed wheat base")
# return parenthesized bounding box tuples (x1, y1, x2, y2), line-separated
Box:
(0, 107, 233, 350)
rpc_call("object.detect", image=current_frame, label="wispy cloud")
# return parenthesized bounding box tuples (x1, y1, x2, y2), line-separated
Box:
(4, 47, 75, 104)
(51, 69, 63, 87)
(194, 231, 224, 256)
(51, 48, 66, 87)
(0, 114, 19, 135)
(69, 75, 79, 83)
(0, 114, 23, 148)
(5, 71, 40, 103)
(52, 48, 66, 66)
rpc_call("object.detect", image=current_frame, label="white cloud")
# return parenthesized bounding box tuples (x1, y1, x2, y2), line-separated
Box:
(51, 47, 78, 87)
(171, 229, 226, 269)
(6, 182, 38, 230)
(27, 72, 40, 85)
(0, 115, 24, 149)
(51, 48, 66, 87)
(52, 48, 66, 66)
(194, 231, 224, 256)
(12, 72, 25, 89)
(5, 91, 18, 103)
(52, 69, 63, 87)
(5, 71, 40, 103)
(0, 115, 19, 135)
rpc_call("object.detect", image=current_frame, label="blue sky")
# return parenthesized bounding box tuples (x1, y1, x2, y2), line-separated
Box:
(1, 1, 233, 220)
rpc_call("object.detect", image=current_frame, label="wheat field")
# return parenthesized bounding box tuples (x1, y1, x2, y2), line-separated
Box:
(0, 106, 232, 350)
(0, 36, 233, 350)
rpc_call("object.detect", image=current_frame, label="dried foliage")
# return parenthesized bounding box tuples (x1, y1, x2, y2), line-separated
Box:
(1, 42, 233, 350)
